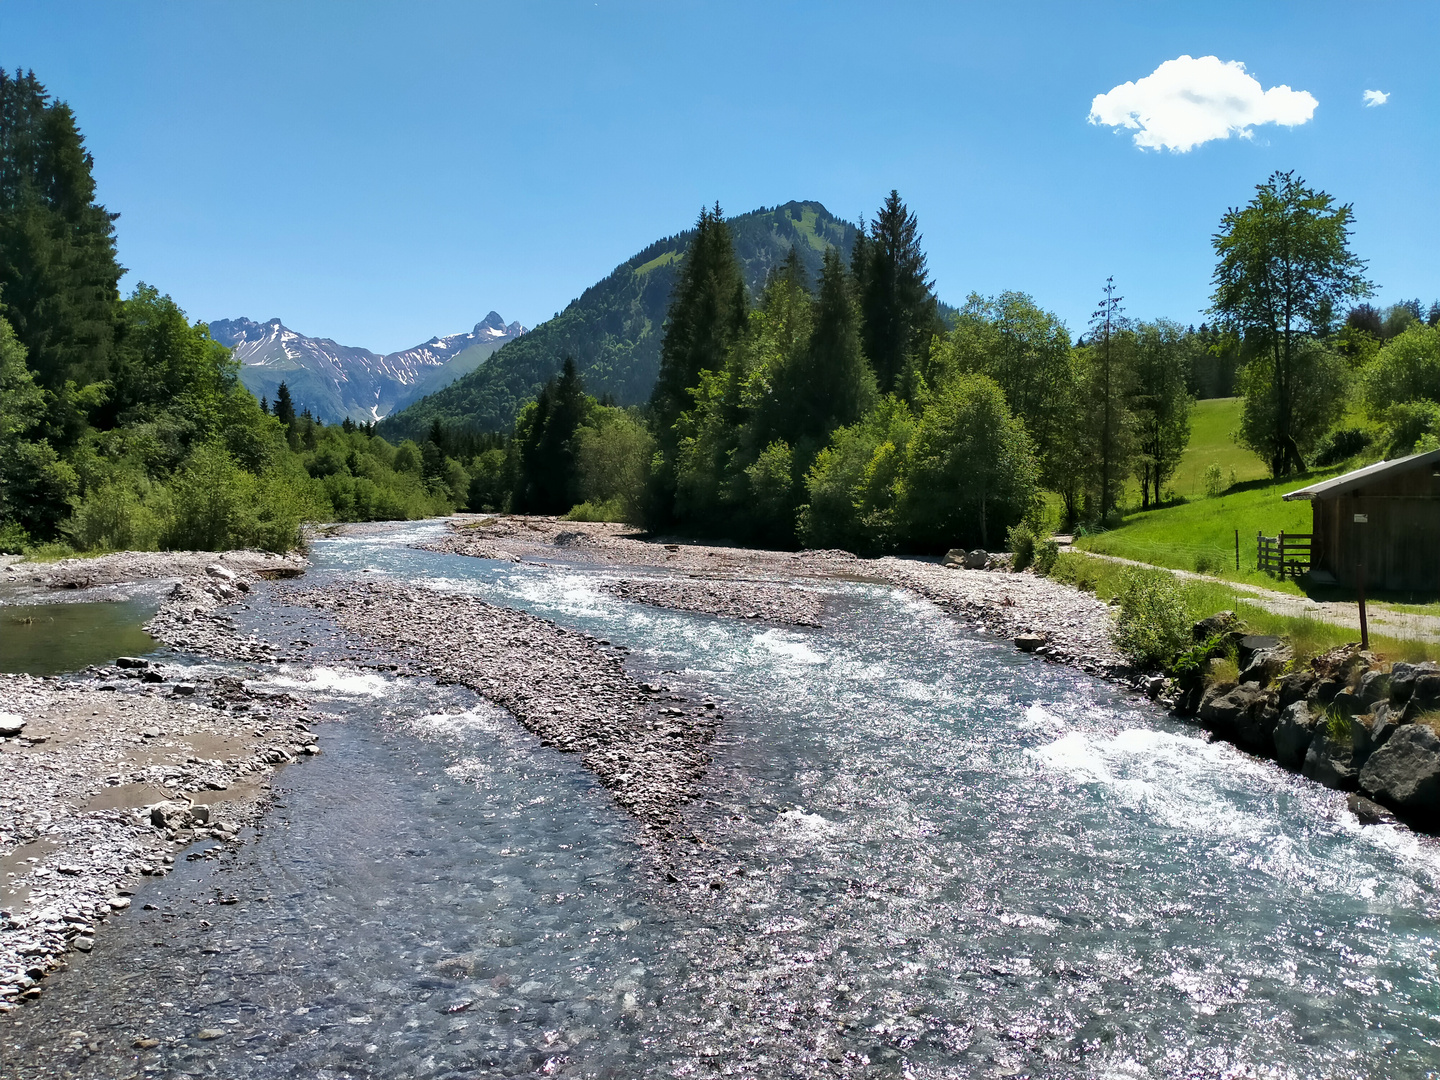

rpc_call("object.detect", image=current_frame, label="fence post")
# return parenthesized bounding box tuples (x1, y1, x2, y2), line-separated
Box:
(1256, 531, 1262, 572)
(1235, 528, 1239, 572)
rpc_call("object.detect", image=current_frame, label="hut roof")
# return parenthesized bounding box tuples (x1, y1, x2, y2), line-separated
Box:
(1282, 447, 1440, 501)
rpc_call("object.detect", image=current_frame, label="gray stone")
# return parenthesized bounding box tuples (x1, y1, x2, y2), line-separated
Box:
(115, 656, 149, 669)
(1239, 646, 1290, 685)
(171, 683, 196, 697)
(1303, 729, 1363, 790)
(204, 564, 237, 583)
(1387, 662, 1439, 706)
(0, 713, 25, 738)
(149, 802, 192, 831)
(941, 549, 966, 568)
(1236, 635, 1282, 670)
(1347, 792, 1395, 825)
(1199, 682, 1268, 740)
(1192, 611, 1239, 641)
(1275, 672, 1315, 710)
(1274, 701, 1323, 771)
(72, 937, 93, 953)
(1357, 669, 1391, 705)
(188, 804, 210, 825)
(1329, 692, 1367, 718)
(963, 549, 989, 570)
(1359, 723, 1440, 814)
(1402, 675, 1440, 722)
(1014, 633, 1048, 653)
(1360, 703, 1399, 752)
(1307, 678, 1344, 709)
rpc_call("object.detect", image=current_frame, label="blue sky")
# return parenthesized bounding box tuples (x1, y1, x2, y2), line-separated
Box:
(2, 1, 1435, 351)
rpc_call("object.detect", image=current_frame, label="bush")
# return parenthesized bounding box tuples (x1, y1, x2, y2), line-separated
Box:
(1034, 538, 1060, 575)
(564, 498, 626, 523)
(1111, 568, 1191, 669)
(1007, 522, 1037, 570)
(1193, 550, 1222, 574)
(1312, 427, 1369, 467)
(1202, 462, 1225, 498)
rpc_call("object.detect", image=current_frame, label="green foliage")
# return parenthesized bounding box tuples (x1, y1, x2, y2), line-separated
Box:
(1210, 171, 1372, 476)
(1110, 567, 1192, 669)
(898, 374, 1038, 551)
(797, 399, 914, 553)
(1007, 522, 1037, 571)
(1172, 634, 1230, 681)
(1311, 426, 1370, 467)
(563, 498, 626, 523)
(1129, 319, 1194, 509)
(853, 190, 942, 396)
(574, 407, 651, 524)
(1033, 538, 1060, 576)
(1202, 462, 1225, 498)
(1361, 323, 1440, 415)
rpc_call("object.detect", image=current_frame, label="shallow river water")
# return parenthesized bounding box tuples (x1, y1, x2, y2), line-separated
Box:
(7, 524, 1440, 1078)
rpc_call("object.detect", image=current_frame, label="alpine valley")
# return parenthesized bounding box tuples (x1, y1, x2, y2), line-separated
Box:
(208, 310, 526, 424)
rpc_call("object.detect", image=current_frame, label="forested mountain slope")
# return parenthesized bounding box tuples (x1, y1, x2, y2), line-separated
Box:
(379, 201, 858, 439)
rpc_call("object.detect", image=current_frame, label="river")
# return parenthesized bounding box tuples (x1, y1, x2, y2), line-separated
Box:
(7, 523, 1440, 1078)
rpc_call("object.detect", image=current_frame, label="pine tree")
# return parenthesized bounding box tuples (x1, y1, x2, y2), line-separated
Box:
(784, 247, 875, 447)
(259, 396, 269, 415)
(0, 69, 123, 396)
(1087, 278, 1131, 518)
(273, 381, 296, 426)
(853, 191, 940, 396)
(651, 204, 747, 430)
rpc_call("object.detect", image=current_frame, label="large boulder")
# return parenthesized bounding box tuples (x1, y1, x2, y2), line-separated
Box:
(1401, 675, 1440, 723)
(963, 549, 989, 570)
(1359, 723, 1440, 814)
(1235, 635, 1281, 671)
(1273, 701, 1323, 771)
(1306, 677, 1345, 710)
(1199, 683, 1269, 744)
(1239, 645, 1291, 685)
(1387, 662, 1440, 707)
(1303, 727, 1364, 791)
(942, 549, 965, 568)
(1275, 672, 1315, 710)
(1356, 669, 1391, 706)
(1192, 611, 1239, 641)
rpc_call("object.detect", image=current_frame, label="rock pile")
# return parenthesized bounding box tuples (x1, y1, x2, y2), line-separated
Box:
(1186, 645, 1440, 824)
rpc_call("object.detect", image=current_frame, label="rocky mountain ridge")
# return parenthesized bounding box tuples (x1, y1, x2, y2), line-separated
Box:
(209, 311, 525, 423)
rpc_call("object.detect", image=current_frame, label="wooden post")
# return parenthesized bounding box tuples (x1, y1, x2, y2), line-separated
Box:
(1235, 528, 1239, 572)
(1256, 530, 1262, 572)
(1357, 563, 1369, 650)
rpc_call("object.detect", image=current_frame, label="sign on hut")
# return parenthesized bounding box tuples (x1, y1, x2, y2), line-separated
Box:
(1282, 448, 1440, 593)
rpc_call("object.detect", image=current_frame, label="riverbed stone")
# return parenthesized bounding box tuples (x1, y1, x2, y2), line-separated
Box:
(1387, 662, 1439, 706)
(1015, 633, 1048, 653)
(0, 712, 25, 738)
(1347, 793, 1395, 825)
(941, 549, 965, 568)
(1275, 672, 1314, 710)
(1359, 723, 1440, 814)
(963, 549, 988, 570)
(1274, 701, 1323, 771)
(1401, 675, 1440, 722)
(1307, 678, 1345, 709)
(115, 656, 149, 669)
(1239, 646, 1290, 686)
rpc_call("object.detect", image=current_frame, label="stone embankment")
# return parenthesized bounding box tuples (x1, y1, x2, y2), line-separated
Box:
(0, 549, 315, 1010)
(279, 578, 718, 829)
(1181, 627, 1440, 826)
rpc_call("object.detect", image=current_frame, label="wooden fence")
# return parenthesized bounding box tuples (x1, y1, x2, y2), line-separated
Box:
(1257, 531, 1313, 578)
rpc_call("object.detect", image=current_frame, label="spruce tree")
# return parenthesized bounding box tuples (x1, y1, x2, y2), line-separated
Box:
(0, 69, 122, 396)
(801, 248, 876, 439)
(651, 204, 747, 430)
(853, 191, 940, 396)
(273, 381, 296, 426)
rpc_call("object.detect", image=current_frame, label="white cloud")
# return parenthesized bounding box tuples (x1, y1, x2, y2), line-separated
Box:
(1088, 55, 1318, 153)
(1363, 89, 1390, 107)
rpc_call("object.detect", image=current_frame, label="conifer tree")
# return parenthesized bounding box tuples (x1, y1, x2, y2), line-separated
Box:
(0, 69, 122, 396)
(273, 381, 296, 426)
(651, 204, 747, 430)
(853, 191, 940, 396)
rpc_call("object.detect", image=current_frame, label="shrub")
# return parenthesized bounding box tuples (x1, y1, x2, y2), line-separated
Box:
(1034, 538, 1060, 576)
(1193, 550, 1222, 574)
(1007, 522, 1037, 570)
(1110, 568, 1191, 669)
(1312, 427, 1370, 467)
(564, 498, 626, 523)
(1202, 462, 1225, 498)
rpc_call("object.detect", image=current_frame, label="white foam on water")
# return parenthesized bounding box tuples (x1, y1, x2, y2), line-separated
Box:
(752, 629, 825, 665)
(774, 808, 836, 841)
(266, 666, 391, 698)
(1017, 703, 1067, 733)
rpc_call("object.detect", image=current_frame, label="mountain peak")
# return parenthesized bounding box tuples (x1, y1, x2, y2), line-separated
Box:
(476, 311, 507, 333)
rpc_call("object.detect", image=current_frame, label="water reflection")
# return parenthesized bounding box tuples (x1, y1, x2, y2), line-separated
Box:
(0, 599, 157, 674)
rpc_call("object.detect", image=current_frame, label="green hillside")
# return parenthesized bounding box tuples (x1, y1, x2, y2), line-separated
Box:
(379, 201, 858, 439)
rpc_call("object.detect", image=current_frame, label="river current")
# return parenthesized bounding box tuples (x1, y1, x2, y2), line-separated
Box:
(7, 523, 1440, 1078)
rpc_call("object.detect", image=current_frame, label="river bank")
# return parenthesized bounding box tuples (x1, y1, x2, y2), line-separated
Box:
(1, 550, 315, 1010)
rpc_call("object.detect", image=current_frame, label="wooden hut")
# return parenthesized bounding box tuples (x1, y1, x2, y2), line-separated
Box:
(1283, 448, 1440, 593)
